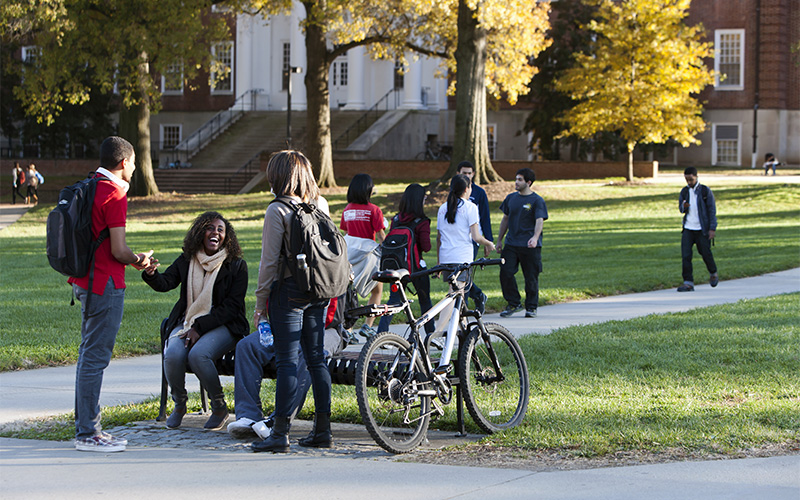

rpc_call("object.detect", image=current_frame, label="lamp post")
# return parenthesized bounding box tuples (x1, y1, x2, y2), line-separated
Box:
(284, 66, 303, 148)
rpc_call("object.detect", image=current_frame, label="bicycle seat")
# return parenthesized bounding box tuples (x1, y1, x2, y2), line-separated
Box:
(372, 269, 410, 283)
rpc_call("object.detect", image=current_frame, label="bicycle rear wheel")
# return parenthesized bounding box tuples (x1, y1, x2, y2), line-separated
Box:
(458, 322, 529, 433)
(355, 332, 431, 454)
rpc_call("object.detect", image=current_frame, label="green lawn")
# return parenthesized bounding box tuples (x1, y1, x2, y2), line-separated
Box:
(0, 179, 798, 371)
(5, 293, 798, 458)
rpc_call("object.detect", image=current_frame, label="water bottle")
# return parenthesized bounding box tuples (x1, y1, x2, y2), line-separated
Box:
(258, 319, 273, 348)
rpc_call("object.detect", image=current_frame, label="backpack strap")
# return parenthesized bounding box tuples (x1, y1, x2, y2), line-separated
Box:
(269, 196, 300, 291)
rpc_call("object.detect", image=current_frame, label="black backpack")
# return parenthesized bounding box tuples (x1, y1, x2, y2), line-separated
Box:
(274, 197, 350, 300)
(380, 215, 423, 272)
(46, 174, 109, 279)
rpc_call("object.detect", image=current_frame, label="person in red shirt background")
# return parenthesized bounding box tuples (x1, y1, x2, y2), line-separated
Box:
(69, 136, 154, 453)
(340, 173, 386, 340)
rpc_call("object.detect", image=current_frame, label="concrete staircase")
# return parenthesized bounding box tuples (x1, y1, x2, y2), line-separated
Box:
(154, 110, 366, 194)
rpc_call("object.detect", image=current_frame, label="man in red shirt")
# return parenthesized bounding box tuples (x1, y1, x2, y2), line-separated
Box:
(68, 136, 154, 452)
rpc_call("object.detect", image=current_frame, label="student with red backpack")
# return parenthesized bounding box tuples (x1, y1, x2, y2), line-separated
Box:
(377, 184, 435, 335)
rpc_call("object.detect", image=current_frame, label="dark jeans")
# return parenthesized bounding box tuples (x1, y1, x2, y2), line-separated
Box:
(12, 184, 24, 204)
(681, 229, 716, 283)
(500, 245, 542, 311)
(269, 277, 331, 418)
(377, 274, 434, 334)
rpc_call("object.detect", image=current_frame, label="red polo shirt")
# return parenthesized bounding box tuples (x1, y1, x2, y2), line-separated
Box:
(68, 176, 128, 294)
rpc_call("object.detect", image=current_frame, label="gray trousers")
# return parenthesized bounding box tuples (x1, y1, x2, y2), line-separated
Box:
(163, 325, 237, 409)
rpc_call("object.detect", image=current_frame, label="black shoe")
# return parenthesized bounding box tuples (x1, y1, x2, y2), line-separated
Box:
(677, 283, 695, 292)
(166, 404, 186, 429)
(252, 416, 290, 453)
(525, 309, 537, 318)
(500, 305, 523, 318)
(204, 406, 229, 430)
(298, 412, 333, 448)
(709, 273, 719, 288)
(474, 292, 487, 315)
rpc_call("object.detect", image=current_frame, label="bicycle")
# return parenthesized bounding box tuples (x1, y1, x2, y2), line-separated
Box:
(351, 258, 529, 454)
(415, 142, 452, 161)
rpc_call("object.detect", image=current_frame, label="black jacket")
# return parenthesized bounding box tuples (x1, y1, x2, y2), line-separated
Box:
(679, 183, 717, 236)
(142, 253, 250, 338)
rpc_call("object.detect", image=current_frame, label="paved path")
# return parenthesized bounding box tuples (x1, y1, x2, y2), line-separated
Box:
(0, 203, 31, 230)
(1, 188, 798, 499)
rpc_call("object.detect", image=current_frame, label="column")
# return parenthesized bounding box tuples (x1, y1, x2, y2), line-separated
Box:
(343, 46, 366, 110)
(401, 56, 424, 109)
(290, 6, 307, 110)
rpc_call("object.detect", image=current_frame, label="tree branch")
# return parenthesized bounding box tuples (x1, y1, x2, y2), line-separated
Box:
(405, 42, 448, 59)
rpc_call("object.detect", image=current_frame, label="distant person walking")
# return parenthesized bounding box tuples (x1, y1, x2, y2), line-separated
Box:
(497, 168, 548, 318)
(11, 162, 26, 204)
(456, 161, 491, 314)
(678, 167, 718, 292)
(25, 163, 42, 205)
(69, 136, 154, 452)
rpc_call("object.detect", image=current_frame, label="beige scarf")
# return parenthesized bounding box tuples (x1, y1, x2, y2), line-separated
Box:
(181, 249, 228, 334)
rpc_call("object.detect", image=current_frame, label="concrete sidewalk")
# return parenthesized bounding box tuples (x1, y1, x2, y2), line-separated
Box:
(1, 437, 797, 500)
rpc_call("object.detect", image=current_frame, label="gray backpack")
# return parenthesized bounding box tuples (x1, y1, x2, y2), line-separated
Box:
(274, 197, 350, 300)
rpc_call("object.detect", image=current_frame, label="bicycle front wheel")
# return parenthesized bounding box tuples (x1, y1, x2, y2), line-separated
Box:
(355, 332, 431, 454)
(458, 322, 529, 433)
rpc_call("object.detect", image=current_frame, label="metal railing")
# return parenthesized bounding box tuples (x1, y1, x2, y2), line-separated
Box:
(223, 150, 263, 194)
(164, 88, 263, 166)
(332, 88, 401, 151)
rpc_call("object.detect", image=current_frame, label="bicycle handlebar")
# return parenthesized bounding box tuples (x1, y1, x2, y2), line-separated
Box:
(407, 257, 504, 282)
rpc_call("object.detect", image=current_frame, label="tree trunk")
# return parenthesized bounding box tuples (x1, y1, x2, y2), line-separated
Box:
(627, 141, 635, 182)
(303, 2, 336, 188)
(119, 59, 159, 196)
(442, 0, 503, 186)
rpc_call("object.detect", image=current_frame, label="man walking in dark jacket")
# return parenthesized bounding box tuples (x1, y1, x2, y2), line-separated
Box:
(678, 167, 718, 292)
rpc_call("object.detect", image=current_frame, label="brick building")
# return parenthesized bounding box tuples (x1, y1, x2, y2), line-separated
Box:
(680, 0, 799, 167)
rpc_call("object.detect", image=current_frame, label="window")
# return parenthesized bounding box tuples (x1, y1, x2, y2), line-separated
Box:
(712, 124, 740, 165)
(161, 124, 182, 149)
(332, 60, 348, 86)
(339, 61, 348, 86)
(714, 30, 744, 90)
(161, 61, 184, 94)
(211, 41, 233, 94)
(21, 46, 40, 65)
(394, 60, 405, 89)
(282, 42, 290, 91)
(487, 124, 497, 160)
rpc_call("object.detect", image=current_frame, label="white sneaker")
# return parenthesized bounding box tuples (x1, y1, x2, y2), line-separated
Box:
(227, 417, 256, 439)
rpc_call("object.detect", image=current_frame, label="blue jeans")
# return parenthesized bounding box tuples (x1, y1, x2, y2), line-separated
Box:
(163, 325, 237, 409)
(377, 274, 434, 334)
(269, 278, 331, 417)
(73, 279, 124, 439)
(233, 333, 310, 422)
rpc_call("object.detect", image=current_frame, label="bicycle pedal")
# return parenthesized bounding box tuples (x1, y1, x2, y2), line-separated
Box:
(433, 364, 452, 376)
